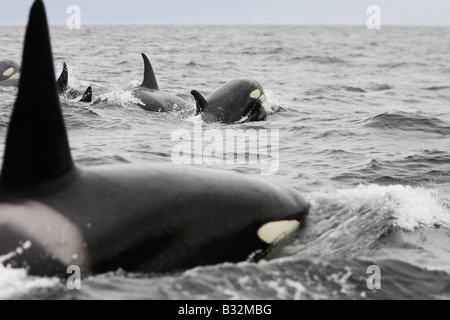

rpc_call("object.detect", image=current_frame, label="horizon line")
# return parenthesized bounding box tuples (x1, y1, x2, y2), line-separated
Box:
(1, 22, 450, 27)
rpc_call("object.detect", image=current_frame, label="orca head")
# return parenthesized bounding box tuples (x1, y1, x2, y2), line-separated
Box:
(192, 80, 268, 123)
(0, 0, 74, 194)
(233, 80, 267, 122)
(240, 89, 268, 122)
(0, 60, 21, 82)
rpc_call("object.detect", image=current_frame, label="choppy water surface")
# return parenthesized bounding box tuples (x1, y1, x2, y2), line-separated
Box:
(1, 25, 450, 300)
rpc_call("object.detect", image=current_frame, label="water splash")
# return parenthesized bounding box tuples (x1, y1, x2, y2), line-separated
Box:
(92, 89, 143, 109)
(0, 244, 60, 299)
(310, 184, 450, 232)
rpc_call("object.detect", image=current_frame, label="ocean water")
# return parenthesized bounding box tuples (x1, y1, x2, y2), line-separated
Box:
(0, 25, 450, 300)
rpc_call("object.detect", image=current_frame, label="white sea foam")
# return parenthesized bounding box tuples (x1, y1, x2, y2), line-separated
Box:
(261, 90, 289, 113)
(95, 88, 144, 108)
(0, 245, 59, 299)
(0, 264, 59, 299)
(310, 184, 450, 232)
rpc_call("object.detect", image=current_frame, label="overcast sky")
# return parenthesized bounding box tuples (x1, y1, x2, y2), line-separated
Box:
(1, 0, 449, 25)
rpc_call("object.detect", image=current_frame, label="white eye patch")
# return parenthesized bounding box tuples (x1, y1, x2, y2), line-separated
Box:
(9, 72, 20, 80)
(3, 67, 15, 77)
(250, 89, 261, 99)
(257, 220, 300, 244)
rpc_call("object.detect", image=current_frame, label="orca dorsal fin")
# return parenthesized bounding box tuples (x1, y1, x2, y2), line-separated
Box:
(80, 86, 92, 103)
(56, 62, 68, 95)
(140, 53, 159, 90)
(191, 90, 208, 115)
(0, 0, 74, 192)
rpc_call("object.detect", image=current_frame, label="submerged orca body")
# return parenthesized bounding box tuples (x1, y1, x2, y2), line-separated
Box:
(132, 53, 193, 112)
(0, 1, 309, 277)
(192, 79, 268, 124)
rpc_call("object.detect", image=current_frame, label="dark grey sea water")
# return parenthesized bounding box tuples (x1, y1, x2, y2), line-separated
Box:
(1, 25, 450, 300)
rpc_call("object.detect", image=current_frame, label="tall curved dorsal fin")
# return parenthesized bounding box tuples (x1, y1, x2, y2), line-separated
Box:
(0, 0, 74, 192)
(140, 53, 159, 90)
(56, 62, 68, 95)
(191, 90, 208, 115)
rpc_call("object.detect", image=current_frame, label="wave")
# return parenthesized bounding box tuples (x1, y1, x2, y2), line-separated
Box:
(243, 47, 284, 55)
(46, 258, 450, 300)
(366, 112, 450, 135)
(291, 55, 347, 64)
(0, 245, 60, 299)
(303, 84, 394, 97)
(403, 150, 450, 165)
(272, 185, 450, 265)
(344, 86, 366, 93)
(333, 150, 450, 188)
(370, 84, 393, 91)
(185, 61, 210, 69)
(311, 184, 449, 232)
(423, 86, 450, 91)
(378, 62, 427, 69)
(378, 62, 409, 69)
(324, 85, 366, 93)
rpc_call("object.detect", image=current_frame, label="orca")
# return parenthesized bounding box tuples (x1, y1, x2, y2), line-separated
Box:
(0, 59, 21, 82)
(56, 62, 68, 95)
(0, 78, 20, 88)
(192, 79, 268, 124)
(0, 0, 309, 278)
(132, 53, 193, 112)
(56, 64, 94, 102)
(79, 86, 92, 103)
(0, 59, 21, 87)
(0, 61, 67, 94)
(0, 60, 92, 102)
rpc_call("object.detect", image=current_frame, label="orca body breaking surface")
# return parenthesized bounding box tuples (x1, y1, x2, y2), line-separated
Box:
(192, 79, 268, 123)
(133, 53, 193, 112)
